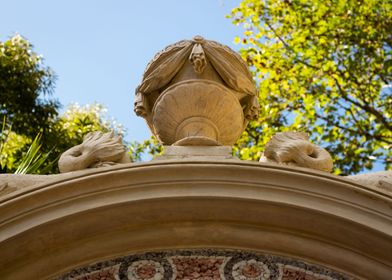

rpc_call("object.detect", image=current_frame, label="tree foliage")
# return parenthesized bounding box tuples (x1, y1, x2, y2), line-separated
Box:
(51, 103, 125, 156)
(0, 121, 31, 172)
(229, 0, 392, 174)
(0, 34, 129, 174)
(128, 136, 162, 162)
(0, 34, 153, 174)
(0, 34, 59, 137)
(1, 103, 125, 174)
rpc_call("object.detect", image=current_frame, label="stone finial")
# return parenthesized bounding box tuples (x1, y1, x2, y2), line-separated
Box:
(259, 132, 333, 172)
(134, 36, 259, 147)
(58, 131, 130, 173)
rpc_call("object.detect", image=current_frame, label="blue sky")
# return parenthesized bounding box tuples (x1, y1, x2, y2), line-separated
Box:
(0, 0, 243, 142)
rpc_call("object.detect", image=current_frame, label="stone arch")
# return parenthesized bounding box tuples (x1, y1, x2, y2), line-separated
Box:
(0, 160, 391, 279)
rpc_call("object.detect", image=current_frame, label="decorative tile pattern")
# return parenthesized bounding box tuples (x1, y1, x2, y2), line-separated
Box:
(232, 259, 270, 280)
(70, 264, 120, 280)
(56, 250, 354, 280)
(170, 256, 225, 279)
(128, 260, 164, 280)
(279, 265, 335, 280)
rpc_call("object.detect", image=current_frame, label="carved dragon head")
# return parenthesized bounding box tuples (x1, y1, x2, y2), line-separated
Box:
(58, 131, 130, 173)
(260, 131, 333, 172)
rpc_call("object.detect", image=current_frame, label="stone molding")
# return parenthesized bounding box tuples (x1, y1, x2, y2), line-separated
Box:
(348, 170, 392, 191)
(0, 160, 391, 279)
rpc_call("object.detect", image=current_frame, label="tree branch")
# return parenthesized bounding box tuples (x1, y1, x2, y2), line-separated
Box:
(314, 112, 392, 144)
(263, 20, 319, 70)
(332, 77, 392, 131)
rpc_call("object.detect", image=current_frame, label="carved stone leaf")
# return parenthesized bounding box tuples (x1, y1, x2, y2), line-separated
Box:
(139, 42, 193, 94)
(204, 40, 257, 96)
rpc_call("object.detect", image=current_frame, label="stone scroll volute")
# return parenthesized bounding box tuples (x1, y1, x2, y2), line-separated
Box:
(134, 36, 259, 146)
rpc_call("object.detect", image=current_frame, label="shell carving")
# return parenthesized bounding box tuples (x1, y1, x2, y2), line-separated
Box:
(152, 80, 244, 146)
(134, 36, 259, 146)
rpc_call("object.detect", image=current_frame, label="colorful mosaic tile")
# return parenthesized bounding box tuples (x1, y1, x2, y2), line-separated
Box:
(127, 260, 164, 280)
(56, 250, 354, 280)
(279, 264, 336, 280)
(70, 264, 120, 280)
(170, 256, 225, 279)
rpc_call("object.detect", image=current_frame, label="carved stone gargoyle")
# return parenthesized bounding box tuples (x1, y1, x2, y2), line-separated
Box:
(134, 36, 259, 146)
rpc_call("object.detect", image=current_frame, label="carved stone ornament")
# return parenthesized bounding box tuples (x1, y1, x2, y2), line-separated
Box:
(58, 131, 130, 173)
(348, 170, 392, 191)
(134, 35, 259, 146)
(259, 131, 334, 172)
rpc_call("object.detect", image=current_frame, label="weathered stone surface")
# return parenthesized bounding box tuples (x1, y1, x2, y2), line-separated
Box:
(134, 36, 259, 146)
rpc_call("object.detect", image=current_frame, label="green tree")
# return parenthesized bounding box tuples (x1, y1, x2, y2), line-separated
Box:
(229, 0, 392, 174)
(128, 136, 162, 162)
(0, 34, 60, 173)
(0, 34, 59, 138)
(1, 103, 126, 174)
(52, 103, 125, 155)
(0, 34, 129, 174)
(0, 121, 31, 172)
